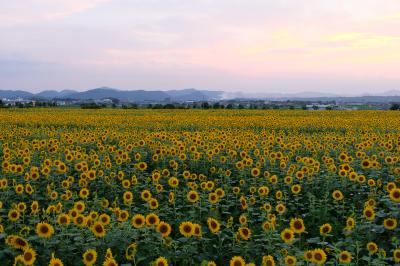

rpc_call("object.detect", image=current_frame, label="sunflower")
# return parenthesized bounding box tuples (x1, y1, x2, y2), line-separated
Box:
(291, 184, 301, 195)
(193, 223, 202, 237)
(383, 218, 397, 230)
(123, 191, 133, 204)
(338, 250, 352, 264)
(262, 255, 275, 266)
(74, 214, 87, 228)
(14, 255, 25, 266)
(208, 192, 219, 204)
(168, 192, 175, 204)
(82, 249, 97, 266)
(207, 218, 220, 234)
(366, 242, 378, 254)
(363, 207, 375, 221)
(22, 247, 36, 265)
(157, 221, 172, 237)
(215, 188, 225, 198)
(179, 221, 194, 237)
(251, 167, 260, 177)
(187, 190, 200, 203)
(290, 218, 305, 234)
(36, 222, 54, 238)
(12, 236, 29, 250)
(131, 214, 146, 228)
(125, 243, 137, 260)
(345, 217, 355, 229)
(30, 201, 39, 214)
(280, 228, 295, 244)
(312, 249, 327, 265)
(103, 257, 118, 266)
(238, 227, 251, 240)
(332, 190, 344, 201)
(148, 198, 159, 209)
(74, 201, 86, 213)
(49, 253, 64, 266)
(276, 203, 286, 214)
(394, 248, 400, 263)
(99, 214, 111, 225)
(8, 209, 20, 222)
(389, 188, 400, 202)
(117, 210, 129, 222)
(155, 256, 168, 266)
(91, 222, 106, 238)
(145, 213, 160, 227)
(137, 162, 147, 171)
(101, 199, 109, 208)
(168, 177, 179, 188)
(141, 189, 152, 201)
(284, 255, 297, 266)
(230, 256, 245, 266)
(207, 261, 217, 266)
(319, 223, 332, 236)
(17, 202, 27, 212)
(239, 214, 247, 225)
(79, 188, 89, 199)
(304, 250, 313, 262)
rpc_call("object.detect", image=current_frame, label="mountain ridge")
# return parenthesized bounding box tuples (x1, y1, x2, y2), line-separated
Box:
(1, 88, 399, 102)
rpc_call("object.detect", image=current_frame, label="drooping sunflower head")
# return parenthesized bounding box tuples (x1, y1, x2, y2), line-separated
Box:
(207, 218, 220, 234)
(238, 227, 251, 241)
(154, 256, 168, 266)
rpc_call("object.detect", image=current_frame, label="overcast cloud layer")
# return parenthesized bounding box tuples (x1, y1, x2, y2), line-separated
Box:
(1, 0, 400, 94)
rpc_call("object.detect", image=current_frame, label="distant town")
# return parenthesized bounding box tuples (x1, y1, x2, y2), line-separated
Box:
(1, 87, 400, 110)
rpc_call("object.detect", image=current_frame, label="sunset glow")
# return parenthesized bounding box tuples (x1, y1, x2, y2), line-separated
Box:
(1, 0, 399, 93)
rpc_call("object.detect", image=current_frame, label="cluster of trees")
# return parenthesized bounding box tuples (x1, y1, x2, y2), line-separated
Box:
(0, 100, 56, 108)
(390, 103, 400, 110)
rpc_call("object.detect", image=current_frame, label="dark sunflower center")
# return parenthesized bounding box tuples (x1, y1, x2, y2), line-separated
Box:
(314, 253, 322, 260)
(95, 225, 103, 233)
(24, 252, 33, 261)
(184, 225, 191, 233)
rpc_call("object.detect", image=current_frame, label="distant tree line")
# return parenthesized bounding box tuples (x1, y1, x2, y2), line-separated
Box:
(390, 103, 400, 110)
(0, 100, 57, 108)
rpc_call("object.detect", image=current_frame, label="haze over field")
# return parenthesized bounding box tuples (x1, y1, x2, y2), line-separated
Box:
(1, 0, 400, 94)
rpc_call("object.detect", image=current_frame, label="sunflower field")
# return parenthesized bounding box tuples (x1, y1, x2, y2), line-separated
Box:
(0, 108, 399, 266)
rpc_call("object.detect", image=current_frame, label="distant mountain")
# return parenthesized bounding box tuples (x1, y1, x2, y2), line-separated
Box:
(165, 88, 223, 101)
(35, 90, 79, 99)
(0, 90, 34, 99)
(1, 88, 399, 103)
(0, 87, 224, 102)
(65, 87, 171, 101)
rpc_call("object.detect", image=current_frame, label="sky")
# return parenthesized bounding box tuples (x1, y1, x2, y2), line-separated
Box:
(1, 0, 400, 94)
